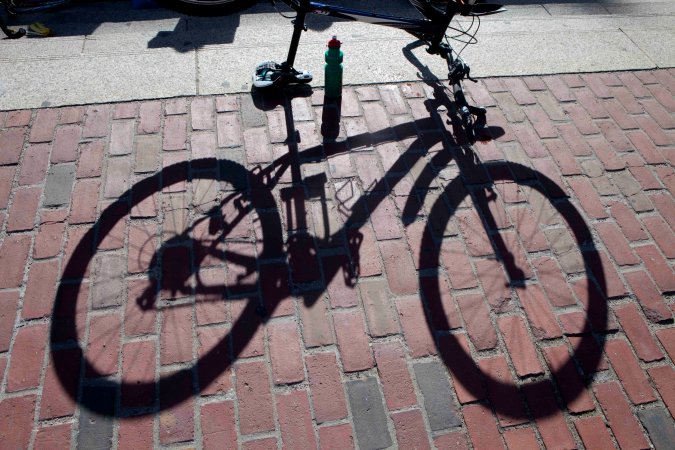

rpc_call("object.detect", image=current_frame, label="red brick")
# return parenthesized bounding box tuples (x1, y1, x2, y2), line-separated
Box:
(201, 400, 237, 449)
(40, 348, 80, 419)
(30, 109, 58, 142)
(18, 143, 50, 185)
(558, 122, 593, 156)
(216, 113, 242, 147)
(57, 106, 83, 125)
(456, 209, 494, 257)
(103, 156, 131, 199)
(573, 416, 616, 450)
(614, 303, 664, 362)
(531, 256, 576, 307)
(7, 186, 41, 231)
(524, 104, 558, 138)
(643, 215, 675, 259)
(392, 409, 431, 450)
(379, 239, 418, 296)
(236, 360, 274, 435)
(558, 310, 591, 335)
(333, 309, 373, 372)
(591, 247, 629, 300)
(604, 99, 638, 130)
(503, 77, 537, 105)
(244, 127, 271, 163)
(594, 381, 650, 450)
(545, 139, 581, 175)
(7, 322, 48, 391)
(163, 115, 187, 150)
(259, 263, 293, 318)
(523, 382, 576, 449)
(359, 279, 399, 337)
(438, 334, 486, 403)
(440, 239, 478, 290)
(0, 291, 19, 352)
(609, 201, 648, 241)
(635, 115, 673, 146)
(231, 300, 265, 359)
(109, 120, 134, 156)
(298, 296, 334, 347)
(86, 313, 121, 377)
(648, 366, 675, 419)
(160, 306, 193, 365)
(5, 110, 31, 127)
(595, 221, 639, 266)
(348, 224, 382, 274)
(118, 416, 154, 450)
(373, 342, 416, 410)
(127, 221, 157, 274)
(624, 270, 672, 323)
(651, 192, 675, 232)
(503, 427, 539, 450)
(478, 355, 528, 426)
(517, 284, 561, 339)
(121, 340, 156, 408)
(512, 122, 548, 158)
(125, 279, 156, 334)
(34, 423, 72, 450)
(463, 404, 504, 449)
(564, 103, 600, 135)
(498, 315, 543, 377)
(368, 195, 403, 240)
(0, 395, 36, 449)
(159, 371, 194, 445)
(51, 125, 81, 163)
(396, 295, 436, 357)
(197, 327, 232, 396)
(138, 101, 161, 134)
(82, 104, 111, 138)
(0, 166, 15, 208)
(319, 424, 355, 450)
(113, 102, 137, 120)
(648, 84, 675, 112)
(22, 259, 59, 319)
(69, 179, 100, 224)
(420, 276, 462, 332)
(456, 293, 497, 350)
(605, 339, 656, 404)
(322, 254, 358, 308)
(243, 437, 279, 450)
(510, 204, 549, 252)
(581, 74, 613, 98)
(627, 130, 666, 164)
(276, 390, 316, 450)
(0, 127, 25, 165)
(268, 321, 304, 385)
(77, 140, 105, 178)
(306, 352, 348, 422)
(433, 430, 469, 450)
(567, 177, 609, 219)
(542, 345, 595, 413)
(641, 98, 675, 129)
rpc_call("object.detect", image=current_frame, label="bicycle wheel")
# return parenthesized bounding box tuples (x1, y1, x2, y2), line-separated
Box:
(421, 161, 607, 419)
(51, 158, 282, 416)
(154, 0, 254, 16)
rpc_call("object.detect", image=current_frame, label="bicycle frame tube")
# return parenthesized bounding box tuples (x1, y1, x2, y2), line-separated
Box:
(279, 0, 450, 41)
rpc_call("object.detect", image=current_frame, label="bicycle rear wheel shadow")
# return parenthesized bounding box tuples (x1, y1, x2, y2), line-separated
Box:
(52, 158, 281, 415)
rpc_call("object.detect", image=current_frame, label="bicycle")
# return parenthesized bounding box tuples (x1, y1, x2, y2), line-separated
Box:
(50, 0, 607, 422)
(0, 0, 68, 38)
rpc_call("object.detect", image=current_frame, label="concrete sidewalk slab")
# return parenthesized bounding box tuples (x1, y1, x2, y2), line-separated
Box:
(1, 0, 674, 110)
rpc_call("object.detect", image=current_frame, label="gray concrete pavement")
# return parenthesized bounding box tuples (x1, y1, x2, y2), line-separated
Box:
(1, 0, 674, 110)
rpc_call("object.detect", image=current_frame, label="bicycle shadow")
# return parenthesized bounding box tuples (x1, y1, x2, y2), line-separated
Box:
(50, 65, 607, 425)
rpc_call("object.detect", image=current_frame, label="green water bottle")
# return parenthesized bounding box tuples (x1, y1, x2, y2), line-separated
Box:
(325, 36, 343, 98)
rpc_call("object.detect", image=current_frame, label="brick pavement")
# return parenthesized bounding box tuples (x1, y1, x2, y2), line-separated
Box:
(0, 69, 674, 449)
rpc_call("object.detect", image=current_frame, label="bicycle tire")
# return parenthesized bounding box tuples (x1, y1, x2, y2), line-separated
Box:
(154, 0, 255, 16)
(421, 161, 607, 419)
(51, 158, 282, 416)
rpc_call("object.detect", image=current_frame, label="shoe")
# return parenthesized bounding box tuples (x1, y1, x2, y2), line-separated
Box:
(253, 61, 312, 89)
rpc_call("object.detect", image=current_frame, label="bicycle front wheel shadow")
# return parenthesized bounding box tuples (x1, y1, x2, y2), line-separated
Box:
(421, 161, 607, 420)
(51, 158, 282, 416)
(154, 0, 254, 15)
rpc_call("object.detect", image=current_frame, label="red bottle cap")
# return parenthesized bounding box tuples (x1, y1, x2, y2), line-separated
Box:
(328, 36, 341, 49)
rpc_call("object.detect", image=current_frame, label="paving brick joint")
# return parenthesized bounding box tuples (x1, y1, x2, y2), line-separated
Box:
(0, 68, 674, 449)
